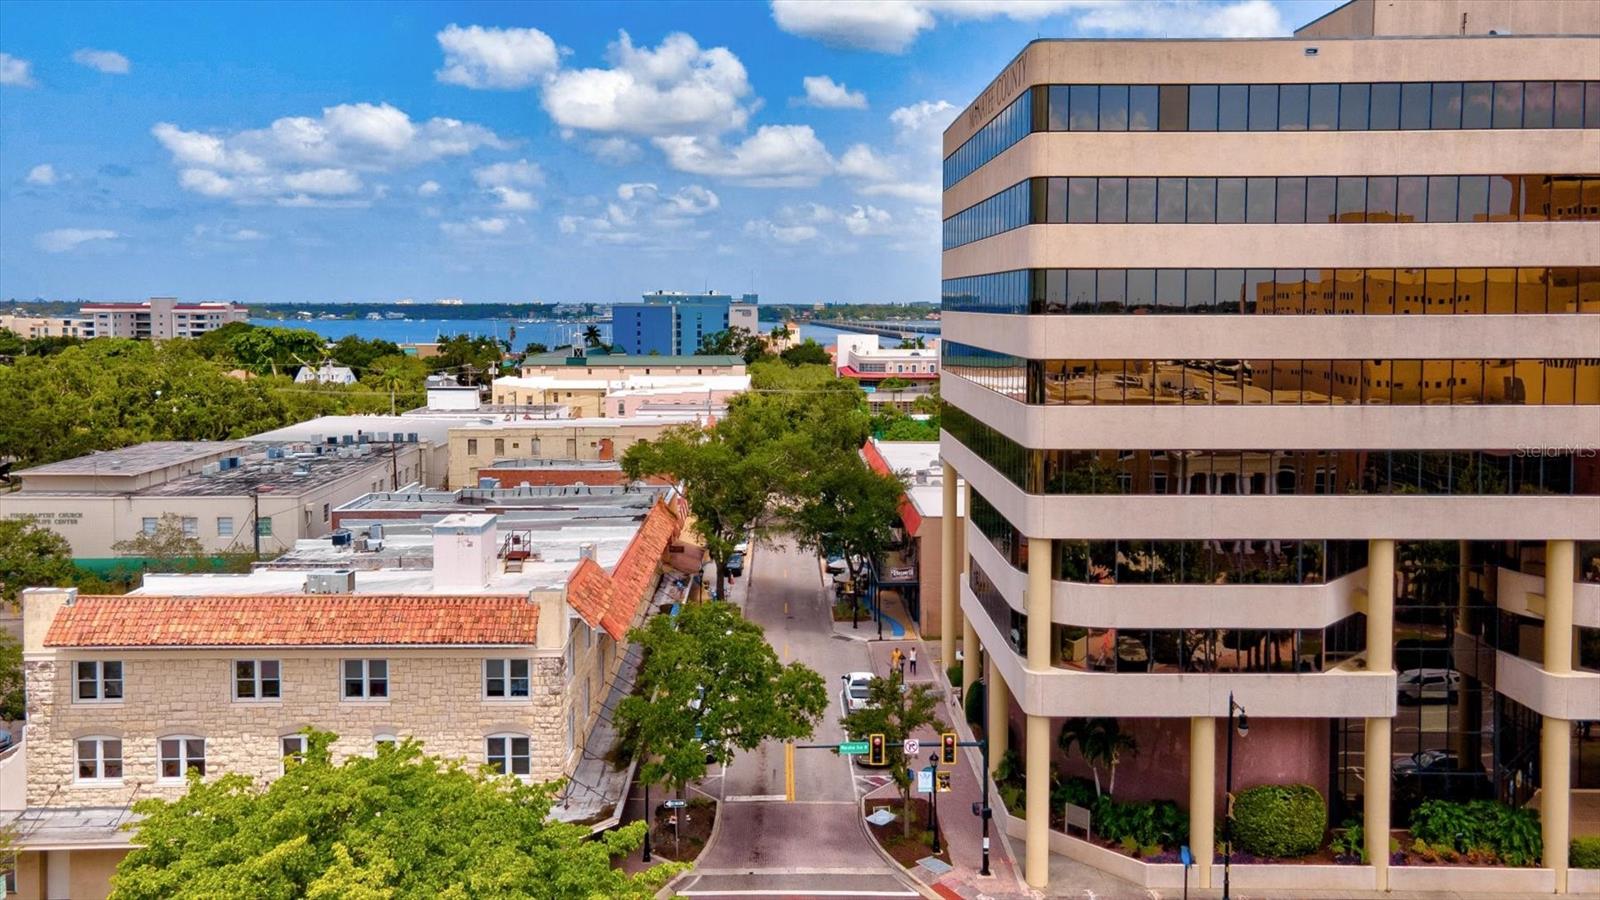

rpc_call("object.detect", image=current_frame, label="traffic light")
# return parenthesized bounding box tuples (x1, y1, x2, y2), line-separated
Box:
(940, 732, 958, 765)
(868, 733, 886, 766)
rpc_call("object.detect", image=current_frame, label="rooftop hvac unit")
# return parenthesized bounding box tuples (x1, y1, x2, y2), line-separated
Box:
(353, 537, 368, 552)
(375, 432, 390, 443)
(368, 523, 384, 540)
(358, 433, 370, 444)
(407, 432, 419, 442)
(310, 434, 323, 446)
(265, 447, 285, 460)
(202, 463, 221, 476)
(330, 529, 353, 547)
(914, 469, 929, 485)
(479, 477, 500, 489)
(304, 570, 355, 594)
(293, 466, 311, 476)
(579, 542, 597, 561)
(341, 434, 354, 446)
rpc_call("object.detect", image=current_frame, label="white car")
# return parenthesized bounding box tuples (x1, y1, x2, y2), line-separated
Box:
(840, 671, 874, 713)
(1397, 668, 1461, 703)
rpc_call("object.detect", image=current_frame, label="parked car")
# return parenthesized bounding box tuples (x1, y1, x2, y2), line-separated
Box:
(0, 728, 12, 752)
(725, 551, 745, 578)
(840, 671, 874, 713)
(1397, 668, 1461, 703)
(1392, 749, 1458, 775)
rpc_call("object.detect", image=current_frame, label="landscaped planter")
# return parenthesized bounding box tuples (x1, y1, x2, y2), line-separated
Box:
(1569, 868, 1600, 894)
(1228, 863, 1377, 892)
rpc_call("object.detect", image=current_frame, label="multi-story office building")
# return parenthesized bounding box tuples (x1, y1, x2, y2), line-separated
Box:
(611, 290, 759, 355)
(78, 297, 247, 339)
(938, 2, 1599, 893)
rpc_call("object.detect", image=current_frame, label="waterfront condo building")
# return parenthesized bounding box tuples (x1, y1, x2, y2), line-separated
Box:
(938, 1, 1599, 894)
(610, 291, 759, 356)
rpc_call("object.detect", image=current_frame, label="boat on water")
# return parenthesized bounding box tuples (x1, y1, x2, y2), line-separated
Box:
(365, 312, 382, 320)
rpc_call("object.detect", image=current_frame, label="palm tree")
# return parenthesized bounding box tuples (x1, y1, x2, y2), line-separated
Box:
(1058, 717, 1138, 797)
(582, 324, 603, 348)
(366, 359, 409, 415)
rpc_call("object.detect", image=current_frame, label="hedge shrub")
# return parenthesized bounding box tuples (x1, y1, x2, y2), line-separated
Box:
(1410, 798, 1542, 867)
(1573, 835, 1600, 869)
(1230, 784, 1326, 858)
(964, 679, 985, 726)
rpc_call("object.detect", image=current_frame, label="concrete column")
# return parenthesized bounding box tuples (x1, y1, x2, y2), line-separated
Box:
(1544, 539, 1574, 892)
(1027, 537, 1052, 672)
(962, 616, 979, 701)
(1025, 713, 1051, 889)
(1189, 716, 1216, 889)
(987, 652, 1008, 773)
(1364, 538, 1395, 887)
(940, 460, 960, 672)
(1366, 539, 1395, 673)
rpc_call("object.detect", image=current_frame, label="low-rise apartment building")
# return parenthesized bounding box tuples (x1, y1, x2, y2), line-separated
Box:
(0, 439, 428, 563)
(834, 334, 941, 387)
(0, 313, 93, 340)
(78, 297, 247, 340)
(490, 372, 748, 418)
(6, 496, 690, 899)
(516, 347, 745, 380)
(447, 414, 713, 487)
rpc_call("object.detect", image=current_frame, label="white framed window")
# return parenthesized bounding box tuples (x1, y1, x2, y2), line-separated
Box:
(483, 659, 530, 699)
(141, 517, 158, 535)
(234, 660, 281, 700)
(280, 733, 307, 771)
(74, 660, 123, 702)
(342, 659, 388, 699)
(485, 734, 531, 776)
(181, 516, 199, 537)
(75, 737, 123, 782)
(217, 516, 234, 537)
(374, 733, 399, 753)
(158, 736, 206, 781)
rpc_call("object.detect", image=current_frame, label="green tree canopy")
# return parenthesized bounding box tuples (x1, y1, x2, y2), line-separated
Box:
(329, 335, 404, 372)
(431, 334, 504, 385)
(790, 457, 905, 590)
(110, 513, 210, 572)
(227, 326, 327, 376)
(0, 517, 79, 606)
(697, 329, 770, 365)
(110, 730, 680, 900)
(839, 671, 947, 837)
(618, 601, 827, 798)
(875, 377, 914, 394)
(778, 339, 830, 367)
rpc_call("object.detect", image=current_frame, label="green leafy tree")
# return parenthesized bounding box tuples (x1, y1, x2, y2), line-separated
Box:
(227, 326, 326, 376)
(111, 513, 208, 573)
(697, 329, 769, 365)
(622, 423, 781, 600)
(431, 334, 504, 385)
(876, 376, 914, 396)
(840, 671, 947, 837)
(791, 458, 905, 606)
(0, 517, 77, 607)
(0, 631, 22, 720)
(329, 335, 403, 373)
(1058, 717, 1138, 796)
(618, 602, 827, 804)
(522, 342, 549, 357)
(0, 328, 23, 358)
(187, 321, 256, 361)
(778, 339, 829, 367)
(110, 730, 679, 899)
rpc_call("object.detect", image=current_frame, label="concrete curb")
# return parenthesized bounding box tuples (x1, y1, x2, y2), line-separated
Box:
(653, 786, 723, 899)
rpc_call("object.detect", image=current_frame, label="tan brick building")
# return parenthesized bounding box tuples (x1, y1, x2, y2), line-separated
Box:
(5, 500, 687, 899)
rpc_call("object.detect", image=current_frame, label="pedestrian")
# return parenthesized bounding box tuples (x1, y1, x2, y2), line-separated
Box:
(908, 647, 918, 675)
(889, 647, 902, 674)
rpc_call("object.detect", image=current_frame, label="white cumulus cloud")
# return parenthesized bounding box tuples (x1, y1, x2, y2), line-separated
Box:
(653, 125, 834, 187)
(588, 137, 643, 165)
(1, 53, 36, 86)
(542, 31, 752, 136)
(799, 75, 867, 109)
(36, 228, 119, 253)
(472, 158, 544, 188)
(72, 48, 131, 74)
(435, 24, 560, 89)
(772, 0, 1286, 52)
(417, 180, 441, 197)
(560, 182, 719, 247)
(441, 216, 516, 238)
(152, 102, 506, 205)
(25, 164, 57, 185)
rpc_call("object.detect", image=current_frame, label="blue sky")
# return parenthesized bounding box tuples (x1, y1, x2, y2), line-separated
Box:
(0, 0, 1339, 304)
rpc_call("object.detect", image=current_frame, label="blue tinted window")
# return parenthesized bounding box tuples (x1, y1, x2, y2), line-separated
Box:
(1248, 84, 1279, 131)
(1069, 85, 1099, 131)
(1218, 85, 1248, 130)
(1338, 83, 1369, 130)
(1099, 85, 1129, 130)
(1189, 85, 1218, 130)
(944, 89, 1033, 189)
(1278, 84, 1308, 130)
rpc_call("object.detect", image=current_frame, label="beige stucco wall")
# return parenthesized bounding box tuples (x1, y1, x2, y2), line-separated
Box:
(448, 421, 677, 486)
(490, 383, 606, 417)
(1297, 0, 1600, 39)
(19, 636, 617, 808)
(518, 361, 746, 379)
(12, 847, 125, 900)
(0, 448, 426, 558)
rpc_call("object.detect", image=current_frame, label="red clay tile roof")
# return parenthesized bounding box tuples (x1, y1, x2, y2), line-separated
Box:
(44, 595, 540, 648)
(565, 500, 682, 641)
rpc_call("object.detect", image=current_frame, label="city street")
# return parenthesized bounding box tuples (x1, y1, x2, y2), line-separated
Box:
(673, 539, 923, 898)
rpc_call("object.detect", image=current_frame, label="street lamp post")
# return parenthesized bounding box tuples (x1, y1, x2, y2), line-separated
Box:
(641, 779, 652, 862)
(1223, 692, 1249, 900)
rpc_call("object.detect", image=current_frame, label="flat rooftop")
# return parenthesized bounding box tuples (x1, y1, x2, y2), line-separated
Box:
(484, 458, 625, 471)
(866, 440, 964, 520)
(18, 441, 246, 478)
(141, 449, 405, 498)
(335, 484, 672, 517)
(521, 351, 744, 367)
(449, 412, 710, 431)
